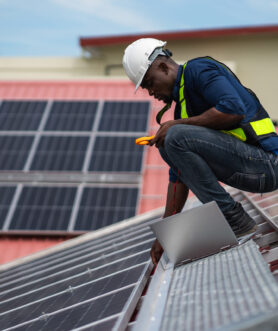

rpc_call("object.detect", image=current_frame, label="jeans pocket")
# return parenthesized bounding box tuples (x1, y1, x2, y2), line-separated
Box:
(226, 172, 266, 193)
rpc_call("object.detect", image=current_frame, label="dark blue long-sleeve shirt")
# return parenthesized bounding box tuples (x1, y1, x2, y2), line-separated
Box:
(169, 57, 278, 182)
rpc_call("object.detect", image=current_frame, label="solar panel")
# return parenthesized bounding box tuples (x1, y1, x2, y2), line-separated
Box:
(0, 135, 34, 170)
(0, 101, 46, 131)
(89, 136, 143, 172)
(0, 218, 155, 330)
(0, 186, 16, 228)
(44, 101, 98, 131)
(2, 185, 139, 232)
(74, 187, 139, 230)
(9, 186, 77, 231)
(8, 287, 135, 330)
(30, 136, 89, 171)
(0, 99, 151, 233)
(98, 101, 150, 132)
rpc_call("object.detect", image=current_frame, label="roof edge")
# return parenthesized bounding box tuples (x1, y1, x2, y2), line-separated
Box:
(0, 206, 164, 272)
(80, 25, 278, 47)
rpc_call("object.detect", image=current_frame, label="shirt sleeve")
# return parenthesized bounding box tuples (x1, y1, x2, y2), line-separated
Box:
(169, 168, 178, 183)
(194, 62, 247, 115)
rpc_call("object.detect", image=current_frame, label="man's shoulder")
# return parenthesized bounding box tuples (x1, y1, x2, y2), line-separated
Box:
(186, 57, 220, 81)
(187, 56, 219, 68)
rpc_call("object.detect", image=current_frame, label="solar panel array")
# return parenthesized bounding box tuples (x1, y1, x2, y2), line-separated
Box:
(0, 100, 150, 233)
(0, 216, 156, 330)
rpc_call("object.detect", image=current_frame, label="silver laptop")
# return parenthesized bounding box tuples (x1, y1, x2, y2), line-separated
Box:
(150, 201, 238, 266)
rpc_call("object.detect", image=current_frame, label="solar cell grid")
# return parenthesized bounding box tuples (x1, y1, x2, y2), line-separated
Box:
(0, 186, 16, 229)
(0, 135, 34, 170)
(9, 186, 77, 231)
(75, 187, 139, 230)
(0, 264, 146, 329)
(44, 101, 98, 131)
(0, 101, 46, 131)
(98, 101, 149, 132)
(0, 252, 150, 312)
(30, 136, 89, 171)
(89, 136, 143, 172)
(5, 287, 134, 331)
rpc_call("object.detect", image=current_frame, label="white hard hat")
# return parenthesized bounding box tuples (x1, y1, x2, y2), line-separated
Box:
(123, 38, 167, 92)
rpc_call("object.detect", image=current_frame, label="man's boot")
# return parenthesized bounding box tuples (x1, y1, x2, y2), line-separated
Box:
(223, 202, 257, 238)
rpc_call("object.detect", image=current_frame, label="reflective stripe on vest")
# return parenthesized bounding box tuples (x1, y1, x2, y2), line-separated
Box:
(179, 63, 188, 119)
(179, 62, 276, 143)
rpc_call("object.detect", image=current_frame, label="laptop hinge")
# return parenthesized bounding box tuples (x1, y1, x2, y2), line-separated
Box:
(220, 244, 234, 252)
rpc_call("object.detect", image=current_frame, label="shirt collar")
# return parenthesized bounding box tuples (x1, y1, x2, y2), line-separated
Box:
(172, 65, 183, 102)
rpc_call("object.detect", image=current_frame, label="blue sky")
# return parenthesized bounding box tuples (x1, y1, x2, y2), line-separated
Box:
(0, 0, 278, 56)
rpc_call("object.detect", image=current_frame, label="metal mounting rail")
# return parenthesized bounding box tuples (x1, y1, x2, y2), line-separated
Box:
(242, 191, 278, 232)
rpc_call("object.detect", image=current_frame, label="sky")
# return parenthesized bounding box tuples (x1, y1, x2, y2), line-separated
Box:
(0, 0, 278, 56)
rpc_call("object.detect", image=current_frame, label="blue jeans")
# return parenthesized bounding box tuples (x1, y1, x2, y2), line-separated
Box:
(159, 124, 278, 213)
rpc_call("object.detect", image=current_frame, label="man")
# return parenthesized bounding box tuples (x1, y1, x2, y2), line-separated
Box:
(122, 38, 278, 265)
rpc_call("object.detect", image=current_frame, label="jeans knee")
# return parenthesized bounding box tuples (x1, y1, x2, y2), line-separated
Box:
(164, 124, 192, 152)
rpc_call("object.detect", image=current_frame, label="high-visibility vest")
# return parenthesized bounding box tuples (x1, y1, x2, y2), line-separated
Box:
(178, 58, 277, 145)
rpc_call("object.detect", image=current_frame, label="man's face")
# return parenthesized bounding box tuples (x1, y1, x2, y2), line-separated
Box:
(141, 60, 173, 104)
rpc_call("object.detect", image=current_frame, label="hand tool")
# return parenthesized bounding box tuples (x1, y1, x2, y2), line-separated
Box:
(135, 135, 155, 145)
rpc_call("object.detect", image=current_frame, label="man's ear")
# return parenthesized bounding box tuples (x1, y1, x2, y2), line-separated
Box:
(158, 61, 169, 75)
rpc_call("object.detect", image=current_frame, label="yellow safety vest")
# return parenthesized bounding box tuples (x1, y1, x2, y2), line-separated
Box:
(179, 62, 277, 144)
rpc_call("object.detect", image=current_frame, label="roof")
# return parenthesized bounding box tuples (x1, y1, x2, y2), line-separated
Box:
(0, 188, 278, 330)
(79, 25, 278, 47)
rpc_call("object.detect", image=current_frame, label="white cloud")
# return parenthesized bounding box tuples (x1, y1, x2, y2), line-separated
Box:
(52, 0, 160, 31)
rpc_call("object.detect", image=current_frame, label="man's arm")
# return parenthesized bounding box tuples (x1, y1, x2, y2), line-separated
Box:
(150, 107, 244, 148)
(163, 181, 189, 217)
(150, 181, 189, 265)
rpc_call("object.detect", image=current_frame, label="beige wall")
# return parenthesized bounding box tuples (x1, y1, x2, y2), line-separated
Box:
(0, 33, 277, 118)
(0, 57, 104, 80)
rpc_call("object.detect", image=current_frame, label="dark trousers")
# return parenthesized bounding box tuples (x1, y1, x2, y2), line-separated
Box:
(159, 124, 278, 212)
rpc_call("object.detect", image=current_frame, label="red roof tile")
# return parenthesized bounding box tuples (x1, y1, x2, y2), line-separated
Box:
(0, 237, 67, 264)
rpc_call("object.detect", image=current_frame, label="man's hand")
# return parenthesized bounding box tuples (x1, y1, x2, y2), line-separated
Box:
(150, 239, 164, 265)
(150, 120, 178, 148)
